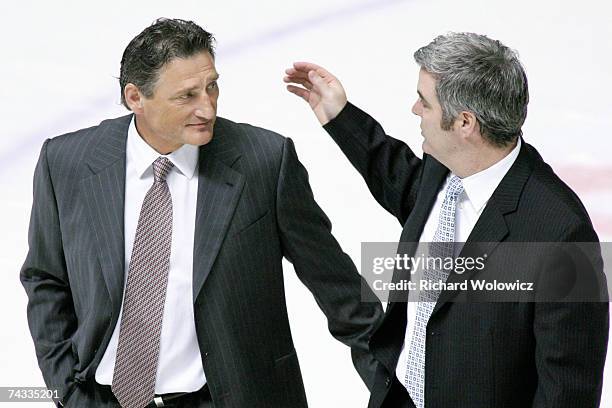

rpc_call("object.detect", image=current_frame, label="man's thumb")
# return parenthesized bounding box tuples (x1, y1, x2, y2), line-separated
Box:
(308, 70, 325, 87)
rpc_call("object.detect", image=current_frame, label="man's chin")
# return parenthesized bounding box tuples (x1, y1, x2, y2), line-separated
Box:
(422, 139, 430, 155)
(184, 130, 214, 146)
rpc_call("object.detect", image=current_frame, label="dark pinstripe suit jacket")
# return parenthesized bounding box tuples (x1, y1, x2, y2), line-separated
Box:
(323, 103, 609, 408)
(20, 114, 383, 407)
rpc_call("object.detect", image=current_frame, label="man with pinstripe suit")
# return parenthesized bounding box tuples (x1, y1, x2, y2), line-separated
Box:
(20, 18, 382, 407)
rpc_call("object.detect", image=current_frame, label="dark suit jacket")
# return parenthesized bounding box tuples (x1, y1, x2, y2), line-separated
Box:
(323, 102, 609, 408)
(20, 113, 383, 407)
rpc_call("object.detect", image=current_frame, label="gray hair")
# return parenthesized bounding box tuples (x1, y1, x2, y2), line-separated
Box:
(414, 32, 529, 146)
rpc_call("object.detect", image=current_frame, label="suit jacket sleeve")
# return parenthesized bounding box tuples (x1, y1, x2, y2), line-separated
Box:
(532, 223, 609, 407)
(20, 139, 78, 406)
(275, 137, 383, 390)
(323, 102, 424, 225)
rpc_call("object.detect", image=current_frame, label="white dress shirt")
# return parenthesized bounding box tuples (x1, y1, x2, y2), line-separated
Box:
(395, 139, 522, 390)
(96, 117, 206, 393)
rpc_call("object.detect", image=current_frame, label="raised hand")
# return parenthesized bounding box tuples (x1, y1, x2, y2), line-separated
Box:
(284, 62, 347, 125)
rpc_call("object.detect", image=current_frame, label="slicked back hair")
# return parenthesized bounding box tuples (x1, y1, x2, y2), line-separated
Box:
(414, 32, 529, 147)
(119, 18, 216, 110)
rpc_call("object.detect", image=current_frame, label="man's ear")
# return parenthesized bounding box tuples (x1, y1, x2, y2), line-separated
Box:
(124, 84, 144, 114)
(456, 110, 479, 140)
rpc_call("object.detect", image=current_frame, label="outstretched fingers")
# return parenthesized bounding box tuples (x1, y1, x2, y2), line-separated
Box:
(286, 84, 310, 102)
(283, 74, 313, 90)
(293, 62, 336, 83)
(284, 61, 346, 125)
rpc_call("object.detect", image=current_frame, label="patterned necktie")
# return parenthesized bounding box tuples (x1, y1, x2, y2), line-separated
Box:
(112, 157, 174, 408)
(405, 175, 464, 408)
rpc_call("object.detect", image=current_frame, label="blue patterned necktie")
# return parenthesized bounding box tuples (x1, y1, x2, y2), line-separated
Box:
(405, 174, 464, 408)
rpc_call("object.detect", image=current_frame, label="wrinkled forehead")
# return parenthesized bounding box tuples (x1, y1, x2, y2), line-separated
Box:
(155, 52, 218, 89)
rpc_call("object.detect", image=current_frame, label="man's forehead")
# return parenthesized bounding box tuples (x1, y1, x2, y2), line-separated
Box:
(161, 52, 218, 80)
(417, 69, 435, 90)
(416, 68, 438, 103)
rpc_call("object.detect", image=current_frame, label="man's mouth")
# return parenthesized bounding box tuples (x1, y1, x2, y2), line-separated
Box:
(187, 121, 211, 128)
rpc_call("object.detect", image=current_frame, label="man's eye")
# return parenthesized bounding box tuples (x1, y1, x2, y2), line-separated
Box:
(207, 81, 218, 90)
(180, 93, 194, 100)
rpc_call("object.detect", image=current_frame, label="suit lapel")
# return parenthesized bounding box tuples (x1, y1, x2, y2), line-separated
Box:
(82, 116, 245, 310)
(192, 119, 245, 303)
(376, 156, 448, 374)
(432, 139, 534, 315)
(388, 157, 448, 306)
(398, 157, 449, 244)
(431, 204, 508, 315)
(375, 141, 535, 375)
(82, 115, 131, 315)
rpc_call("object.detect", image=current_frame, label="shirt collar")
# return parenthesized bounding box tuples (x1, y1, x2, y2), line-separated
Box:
(456, 138, 522, 213)
(127, 116, 199, 180)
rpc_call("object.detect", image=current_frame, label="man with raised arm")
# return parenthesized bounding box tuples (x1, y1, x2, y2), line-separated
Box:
(285, 32, 608, 408)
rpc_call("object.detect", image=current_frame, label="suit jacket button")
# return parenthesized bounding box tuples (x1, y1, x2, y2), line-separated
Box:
(385, 376, 391, 387)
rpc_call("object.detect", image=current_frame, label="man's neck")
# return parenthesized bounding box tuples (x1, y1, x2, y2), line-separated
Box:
(134, 116, 180, 155)
(451, 139, 518, 178)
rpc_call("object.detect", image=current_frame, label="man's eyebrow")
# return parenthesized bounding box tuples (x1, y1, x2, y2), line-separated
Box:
(207, 73, 220, 83)
(174, 74, 220, 96)
(175, 85, 199, 95)
(417, 90, 430, 106)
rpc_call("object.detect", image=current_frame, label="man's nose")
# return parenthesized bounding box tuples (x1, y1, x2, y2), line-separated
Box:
(195, 94, 215, 119)
(411, 100, 422, 116)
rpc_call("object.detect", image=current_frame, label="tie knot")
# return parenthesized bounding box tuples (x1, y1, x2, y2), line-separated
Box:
(446, 174, 464, 199)
(153, 157, 174, 182)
